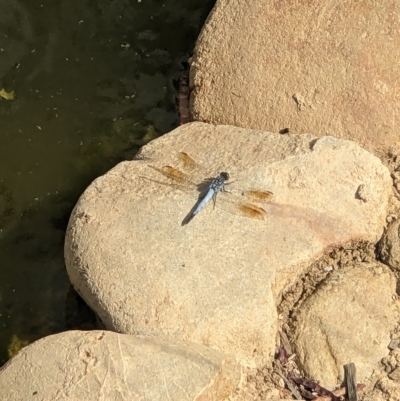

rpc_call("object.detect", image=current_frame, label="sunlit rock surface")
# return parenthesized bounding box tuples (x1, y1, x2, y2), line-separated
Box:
(191, 1, 400, 156)
(64, 122, 391, 367)
(0, 330, 241, 401)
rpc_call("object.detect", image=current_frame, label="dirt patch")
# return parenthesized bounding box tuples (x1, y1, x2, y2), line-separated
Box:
(279, 241, 376, 325)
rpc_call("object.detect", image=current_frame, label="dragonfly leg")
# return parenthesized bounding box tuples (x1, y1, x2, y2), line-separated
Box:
(212, 192, 218, 209)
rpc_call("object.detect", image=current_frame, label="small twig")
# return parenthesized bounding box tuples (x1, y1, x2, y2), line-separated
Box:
(280, 330, 293, 356)
(291, 377, 340, 401)
(344, 363, 358, 401)
(274, 365, 303, 400)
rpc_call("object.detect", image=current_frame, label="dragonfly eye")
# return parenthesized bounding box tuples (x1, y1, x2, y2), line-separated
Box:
(220, 172, 229, 181)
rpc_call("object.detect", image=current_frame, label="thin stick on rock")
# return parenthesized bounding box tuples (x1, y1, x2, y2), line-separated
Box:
(274, 366, 303, 400)
(344, 363, 358, 401)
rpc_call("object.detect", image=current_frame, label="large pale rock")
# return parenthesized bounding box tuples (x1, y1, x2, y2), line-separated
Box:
(0, 330, 241, 401)
(292, 263, 398, 388)
(191, 1, 400, 155)
(65, 122, 391, 366)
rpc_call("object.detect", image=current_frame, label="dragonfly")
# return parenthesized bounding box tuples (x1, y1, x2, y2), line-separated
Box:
(147, 152, 273, 225)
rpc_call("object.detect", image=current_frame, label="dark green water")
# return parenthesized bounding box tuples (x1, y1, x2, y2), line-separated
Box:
(0, 0, 214, 366)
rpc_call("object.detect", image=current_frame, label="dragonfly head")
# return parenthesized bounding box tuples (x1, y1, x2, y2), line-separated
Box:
(220, 172, 229, 181)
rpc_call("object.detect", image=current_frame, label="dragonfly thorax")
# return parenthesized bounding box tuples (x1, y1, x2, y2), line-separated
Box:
(210, 172, 229, 193)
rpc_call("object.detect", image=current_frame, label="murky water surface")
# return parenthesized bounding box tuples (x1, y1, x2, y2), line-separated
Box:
(0, 0, 214, 365)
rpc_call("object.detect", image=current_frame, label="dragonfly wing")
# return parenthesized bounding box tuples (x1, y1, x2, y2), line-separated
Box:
(178, 152, 197, 171)
(209, 186, 273, 219)
(177, 152, 211, 182)
(234, 203, 267, 220)
(149, 152, 211, 186)
(239, 189, 274, 202)
(147, 165, 199, 196)
(216, 192, 268, 220)
(218, 196, 268, 220)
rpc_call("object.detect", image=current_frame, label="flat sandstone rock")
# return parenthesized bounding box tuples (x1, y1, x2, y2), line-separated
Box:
(0, 330, 241, 401)
(65, 122, 391, 366)
(191, 1, 400, 155)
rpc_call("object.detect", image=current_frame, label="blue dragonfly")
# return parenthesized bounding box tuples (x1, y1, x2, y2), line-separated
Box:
(147, 152, 273, 225)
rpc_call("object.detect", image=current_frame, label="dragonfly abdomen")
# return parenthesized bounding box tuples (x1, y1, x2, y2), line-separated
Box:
(193, 188, 215, 216)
